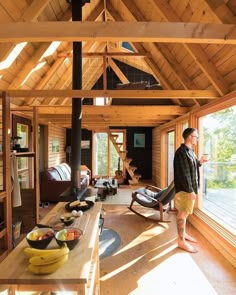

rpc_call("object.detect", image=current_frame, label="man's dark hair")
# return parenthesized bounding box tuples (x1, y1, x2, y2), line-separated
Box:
(182, 128, 197, 140)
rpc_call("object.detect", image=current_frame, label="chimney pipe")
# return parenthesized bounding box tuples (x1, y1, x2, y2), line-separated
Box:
(70, 0, 83, 198)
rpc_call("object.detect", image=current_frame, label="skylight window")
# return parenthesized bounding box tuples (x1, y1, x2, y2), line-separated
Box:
(21, 61, 46, 86)
(41, 41, 61, 60)
(0, 42, 27, 70)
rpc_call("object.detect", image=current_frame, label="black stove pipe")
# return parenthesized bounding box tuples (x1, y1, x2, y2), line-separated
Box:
(70, 0, 83, 197)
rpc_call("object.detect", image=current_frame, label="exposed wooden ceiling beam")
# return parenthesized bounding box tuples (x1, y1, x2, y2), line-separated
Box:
(36, 105, 189, 116)
(0, 0, 51, 62)
(117, 0, 197, 106)
(1, 22, 235, 44)
(58, 52, 150, 58)
(16, 3, 105, 107)
(106, 3, 158, 82)
(112, 56, 153, 75)
(108, 58, 129, 84)
(2, 89, 220, 99)
(7, 7, 73, 89)
(152, 0, 229, 96)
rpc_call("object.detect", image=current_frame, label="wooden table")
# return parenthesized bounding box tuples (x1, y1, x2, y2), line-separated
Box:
(0, 202, 101, 295)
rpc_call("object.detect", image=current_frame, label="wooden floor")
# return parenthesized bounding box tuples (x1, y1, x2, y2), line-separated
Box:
(100, 202, 236, 295)
(8, 185, 235, 295)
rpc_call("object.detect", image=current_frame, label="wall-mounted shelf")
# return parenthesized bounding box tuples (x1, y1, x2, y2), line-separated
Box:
(0, 152, 35, 157)
(13, 152, 35, 157)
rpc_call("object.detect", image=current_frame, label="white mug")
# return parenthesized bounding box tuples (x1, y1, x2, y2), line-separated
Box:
(202, 154, 209, 161)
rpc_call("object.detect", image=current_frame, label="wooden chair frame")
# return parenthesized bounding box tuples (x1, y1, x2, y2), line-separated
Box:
(128, 181, 175, 223)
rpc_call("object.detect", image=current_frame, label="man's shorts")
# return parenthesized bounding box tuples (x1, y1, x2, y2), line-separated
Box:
(174, 191, 195, 215)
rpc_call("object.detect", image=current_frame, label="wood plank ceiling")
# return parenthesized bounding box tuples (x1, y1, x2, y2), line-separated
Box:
(0, 0, 235, 130)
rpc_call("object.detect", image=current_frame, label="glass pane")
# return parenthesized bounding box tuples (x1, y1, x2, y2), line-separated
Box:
(17, 157, 28, 170)
(200, 106, 236, 234)
(17, 122, 30, 188)
(182, 122, 188, 133)
(17, 123, 28, 148)
(94, 133, 108, 176)
(167, 131, 175, 183)
(18, 170, 30, 189)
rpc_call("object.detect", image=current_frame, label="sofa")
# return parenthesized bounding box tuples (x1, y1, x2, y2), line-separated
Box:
(40, 163, 91, 203)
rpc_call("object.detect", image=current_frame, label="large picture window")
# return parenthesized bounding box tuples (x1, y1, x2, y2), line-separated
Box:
(93, 130, 125, 178)
(12, 114, 32, 188)
(199, 106, 236, 235)
(167, 130, 175, 183)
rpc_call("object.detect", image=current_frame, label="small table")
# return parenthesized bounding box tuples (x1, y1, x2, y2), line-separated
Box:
(94, 178, 118, 200)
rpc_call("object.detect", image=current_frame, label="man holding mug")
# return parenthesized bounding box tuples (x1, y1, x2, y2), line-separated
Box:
(174, 128, 208, 253)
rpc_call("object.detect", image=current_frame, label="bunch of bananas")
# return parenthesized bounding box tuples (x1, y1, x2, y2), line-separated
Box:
(24, 244, 69, 275)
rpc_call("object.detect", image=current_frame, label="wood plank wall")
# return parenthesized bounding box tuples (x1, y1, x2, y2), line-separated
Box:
(0, 104, 3, 190)
(152, 127, 161, 187)
(47, 124, 66, 168)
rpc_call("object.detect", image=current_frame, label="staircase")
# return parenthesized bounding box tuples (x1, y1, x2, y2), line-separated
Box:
(108, 130, 141, 185)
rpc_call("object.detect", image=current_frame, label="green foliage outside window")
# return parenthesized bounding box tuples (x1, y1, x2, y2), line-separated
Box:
(203, 106, 236, 188)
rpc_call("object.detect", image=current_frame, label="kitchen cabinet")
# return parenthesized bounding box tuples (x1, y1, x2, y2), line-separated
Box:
(0, 92, 40, 261)
(0, 201, 101, 294)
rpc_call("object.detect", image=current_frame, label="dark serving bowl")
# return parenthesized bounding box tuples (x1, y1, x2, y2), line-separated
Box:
(55, 228, 82, 250)
(60, 215, 75, 226)
(26, 228, 54, 249)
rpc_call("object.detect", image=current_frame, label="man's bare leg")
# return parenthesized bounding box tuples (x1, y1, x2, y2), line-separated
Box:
(177, 212, 198, 253)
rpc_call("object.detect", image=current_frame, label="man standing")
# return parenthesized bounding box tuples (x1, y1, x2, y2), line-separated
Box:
(174, 128, 208, 253)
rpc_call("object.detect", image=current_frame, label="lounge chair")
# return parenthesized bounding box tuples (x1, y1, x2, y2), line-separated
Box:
(128, 181, 175, 222)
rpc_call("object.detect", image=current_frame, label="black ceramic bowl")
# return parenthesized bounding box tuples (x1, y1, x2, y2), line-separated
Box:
(60, 215, 75, 226)
(55, 228, 82, 250)
(26, 228, 54, 249)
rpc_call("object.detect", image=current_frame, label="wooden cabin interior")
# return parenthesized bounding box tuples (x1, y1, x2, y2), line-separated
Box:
(0, 0, 235, 294)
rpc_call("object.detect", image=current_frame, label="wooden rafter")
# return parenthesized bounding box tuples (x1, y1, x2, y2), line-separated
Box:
(0, 0, 51, 62)
(108, 58, 129, 84)
(200, 0, 236, 24)
(58, 51, 150, 58)
(1, 89, 220, 99)
(107, 1, 196, 106)
(151, 0, 229, 96)
(35, 105, 189, 116)
(0, 22, 235, 44)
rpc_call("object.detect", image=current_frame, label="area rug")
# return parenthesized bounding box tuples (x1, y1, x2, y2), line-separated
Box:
(99, 227, 122, 259)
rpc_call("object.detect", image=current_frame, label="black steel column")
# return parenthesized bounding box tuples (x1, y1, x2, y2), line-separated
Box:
(71, 0, 82, 197)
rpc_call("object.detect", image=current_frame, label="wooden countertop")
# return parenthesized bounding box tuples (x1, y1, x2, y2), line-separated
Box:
(0, 202, 101, 289)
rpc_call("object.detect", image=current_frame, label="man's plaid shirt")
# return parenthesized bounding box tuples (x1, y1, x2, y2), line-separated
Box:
(174, 144, 201, 194)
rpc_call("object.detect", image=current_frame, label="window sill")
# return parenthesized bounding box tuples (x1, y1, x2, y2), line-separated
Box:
(189, 209, 236, 268)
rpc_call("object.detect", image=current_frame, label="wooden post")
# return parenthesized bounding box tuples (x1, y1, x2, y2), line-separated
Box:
(2, 92, 12, 253)
(33, 107, 40, 223)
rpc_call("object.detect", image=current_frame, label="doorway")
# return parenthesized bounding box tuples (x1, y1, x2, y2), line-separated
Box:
(93, 130, 126, 178)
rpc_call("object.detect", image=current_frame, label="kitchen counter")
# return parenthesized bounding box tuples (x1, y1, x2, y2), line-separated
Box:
(0, 201, 101, 294)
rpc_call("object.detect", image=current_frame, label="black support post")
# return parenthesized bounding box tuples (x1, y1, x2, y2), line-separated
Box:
(70, 0, 83, 197)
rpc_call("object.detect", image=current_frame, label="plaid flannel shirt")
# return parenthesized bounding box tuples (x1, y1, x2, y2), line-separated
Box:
(174, 144, 201, 194)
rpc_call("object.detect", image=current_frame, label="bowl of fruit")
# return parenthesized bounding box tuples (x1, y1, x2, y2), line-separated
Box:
(55, 228, 82, 250)
(26, 228, 54, 249)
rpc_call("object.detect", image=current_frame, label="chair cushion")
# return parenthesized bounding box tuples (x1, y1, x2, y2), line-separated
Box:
(135, 188, 165, 208)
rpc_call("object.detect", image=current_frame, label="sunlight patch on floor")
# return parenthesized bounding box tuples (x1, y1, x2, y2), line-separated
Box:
(115, 226, 166, 254)
(100, 256, 142, 281)
(130, 253, 218, 295)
